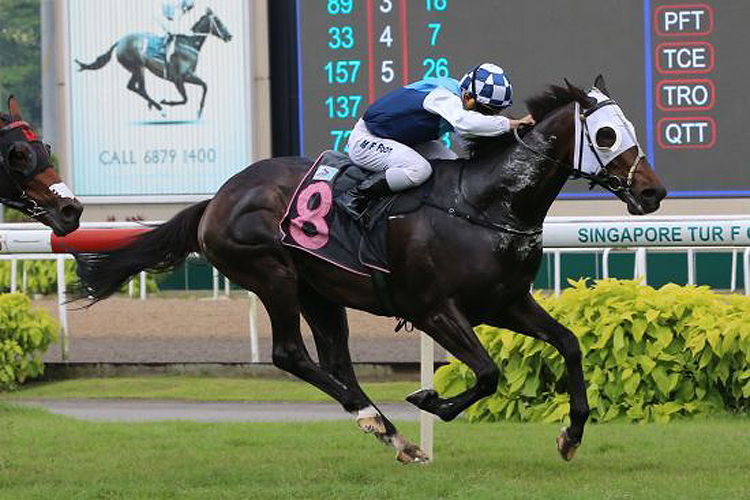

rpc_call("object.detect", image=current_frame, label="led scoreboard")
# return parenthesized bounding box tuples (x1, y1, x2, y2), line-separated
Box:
(295, 0, 749, 198)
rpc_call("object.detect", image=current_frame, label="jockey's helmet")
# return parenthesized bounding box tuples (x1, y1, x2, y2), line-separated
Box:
(459, 63, 513, 111)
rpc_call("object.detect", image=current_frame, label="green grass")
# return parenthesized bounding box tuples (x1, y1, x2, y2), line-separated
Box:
(0, 403, 747, 500)
(0, 376, 418, 403)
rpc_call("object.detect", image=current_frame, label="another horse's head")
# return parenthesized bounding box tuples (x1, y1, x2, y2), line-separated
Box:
(0, 97, 83, 235)
(192, 8, 232, 42)
(528, 76, 667, 215)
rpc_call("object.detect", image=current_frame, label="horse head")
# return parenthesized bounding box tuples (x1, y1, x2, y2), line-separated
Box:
(524, 76, 667, 215)
(192, 8, 232, 42)
(0, 97, 83, 235)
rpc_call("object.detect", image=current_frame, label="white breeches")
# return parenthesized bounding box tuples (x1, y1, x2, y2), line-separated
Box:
(347, 119, 457, 191)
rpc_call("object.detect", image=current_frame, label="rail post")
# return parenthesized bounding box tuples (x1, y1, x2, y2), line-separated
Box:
(56, 255, 69, 360)
(420, 331, 434, 461)
(248, 292, 259, 362)
(10, 258, 17, 293)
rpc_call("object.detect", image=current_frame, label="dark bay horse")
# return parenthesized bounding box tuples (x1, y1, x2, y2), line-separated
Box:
(0, 97, 82, 235)
(74, 76, 666, 463)
(74, 8, 232, 118)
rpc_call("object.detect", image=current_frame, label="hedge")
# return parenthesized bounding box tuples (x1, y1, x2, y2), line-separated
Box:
(434, 279, 750, 423)
(0, 293, 58, 391)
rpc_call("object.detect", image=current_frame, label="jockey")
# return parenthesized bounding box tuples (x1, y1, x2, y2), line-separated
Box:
(159, 0, 196, 78)
(339, 63, 535, 218)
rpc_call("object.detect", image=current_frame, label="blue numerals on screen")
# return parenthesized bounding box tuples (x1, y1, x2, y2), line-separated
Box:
(427, 23, 441, 46)
(422, 57, 449, 78)
(328, 26, 355, 49)
(425, 0, 447, 11)
(324, 60, 361, 84)
(330, 130, 352, 152)
(327, 0, 353, 15)
(325, 95, 363, 119)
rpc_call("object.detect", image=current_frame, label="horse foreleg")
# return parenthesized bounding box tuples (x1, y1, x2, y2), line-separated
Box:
(160, 81, 188, 106)
(299, 282, 427, 464)
(407, 300, 499, 422)
(183, 73, 207, 119)
(498, 293, 590, 461)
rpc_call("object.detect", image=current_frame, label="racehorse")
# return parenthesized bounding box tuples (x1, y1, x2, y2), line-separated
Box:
(0, 97, 82, 236)
(73, 76, 666, 463)
(74, 8, 232, 118)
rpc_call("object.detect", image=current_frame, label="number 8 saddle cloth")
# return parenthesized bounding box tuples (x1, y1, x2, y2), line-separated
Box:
(279, 151, 429, 276)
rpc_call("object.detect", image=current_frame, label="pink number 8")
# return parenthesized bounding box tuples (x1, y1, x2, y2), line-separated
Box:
(290, 182, 333, 250)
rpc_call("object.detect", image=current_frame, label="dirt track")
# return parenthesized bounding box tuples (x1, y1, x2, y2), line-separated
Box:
(34, 296, 446, 363)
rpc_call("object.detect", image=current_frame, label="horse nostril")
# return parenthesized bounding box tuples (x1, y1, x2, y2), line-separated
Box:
(641, 187, 667, 203)
(60, 203, 82, 222)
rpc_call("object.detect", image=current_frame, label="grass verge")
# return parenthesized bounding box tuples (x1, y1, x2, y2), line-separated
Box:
(0, 402, 748, 499)
(0, 376, 417, 403)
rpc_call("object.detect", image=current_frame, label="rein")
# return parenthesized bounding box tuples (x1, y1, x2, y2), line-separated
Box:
(406, 161, 543, 237)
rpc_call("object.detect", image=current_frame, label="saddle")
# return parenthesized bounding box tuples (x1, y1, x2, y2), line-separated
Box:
(279, 151, 431, 276)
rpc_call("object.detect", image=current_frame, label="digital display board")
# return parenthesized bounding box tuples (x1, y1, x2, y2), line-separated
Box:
(296, 0, 749, 198)
(66, 0, 253, 201)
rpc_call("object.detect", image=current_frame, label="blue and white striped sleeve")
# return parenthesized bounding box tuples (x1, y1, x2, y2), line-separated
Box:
(422, 86, 511, 138)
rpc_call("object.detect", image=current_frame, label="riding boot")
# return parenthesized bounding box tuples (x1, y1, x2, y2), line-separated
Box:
(338, 171, 393, 220)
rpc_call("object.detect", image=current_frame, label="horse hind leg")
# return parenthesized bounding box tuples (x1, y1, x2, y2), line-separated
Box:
(299, 282, 427, 464)
(217, 254, 416, 460)
(161, 81, 188, 107)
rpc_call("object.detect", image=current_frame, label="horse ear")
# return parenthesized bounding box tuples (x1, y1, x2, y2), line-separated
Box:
(564, 78, 596, 109)
(593, 74, 610, 97)
(8, 96, 22, 121)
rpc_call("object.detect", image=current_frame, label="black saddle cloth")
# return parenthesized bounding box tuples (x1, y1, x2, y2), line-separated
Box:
(279, 151, 430, 276)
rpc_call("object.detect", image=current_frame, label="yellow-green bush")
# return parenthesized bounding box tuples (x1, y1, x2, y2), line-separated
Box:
(0, 293, 58, 391)
(435, 279, 750, 423)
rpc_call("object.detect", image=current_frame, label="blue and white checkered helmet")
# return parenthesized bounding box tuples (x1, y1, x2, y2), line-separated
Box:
(459, 63, 513, 110)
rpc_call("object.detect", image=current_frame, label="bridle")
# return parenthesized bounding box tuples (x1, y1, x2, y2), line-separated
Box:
(0, 120, 51, 218)
(512, 94, 644, 210)
(192, 12, 224, 39)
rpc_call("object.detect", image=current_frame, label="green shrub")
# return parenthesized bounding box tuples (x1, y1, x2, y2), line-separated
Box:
(0, 260, 78, 295)
(435, 279, 750, 423)
(0, 293, 58, 391)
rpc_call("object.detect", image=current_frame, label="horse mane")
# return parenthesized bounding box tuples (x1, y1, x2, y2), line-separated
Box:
(465, 81, 594, 159)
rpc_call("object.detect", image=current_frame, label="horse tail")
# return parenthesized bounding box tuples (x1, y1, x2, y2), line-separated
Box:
(74, 43, 117, 71)
(73, 199, 211, 303)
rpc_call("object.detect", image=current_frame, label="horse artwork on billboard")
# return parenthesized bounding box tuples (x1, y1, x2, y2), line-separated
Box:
(74, 7, 232, 119)
(73, 76, 667, 463)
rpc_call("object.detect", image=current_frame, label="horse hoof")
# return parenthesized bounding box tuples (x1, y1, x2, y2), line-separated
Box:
(406, 389, 438, 409)
(396, 443, 429, 465)
(556, 427, 580, 462)
(357, 415, 386, 435)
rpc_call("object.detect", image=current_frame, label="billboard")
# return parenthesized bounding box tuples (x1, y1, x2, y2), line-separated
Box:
(66, 0, 252, 201)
